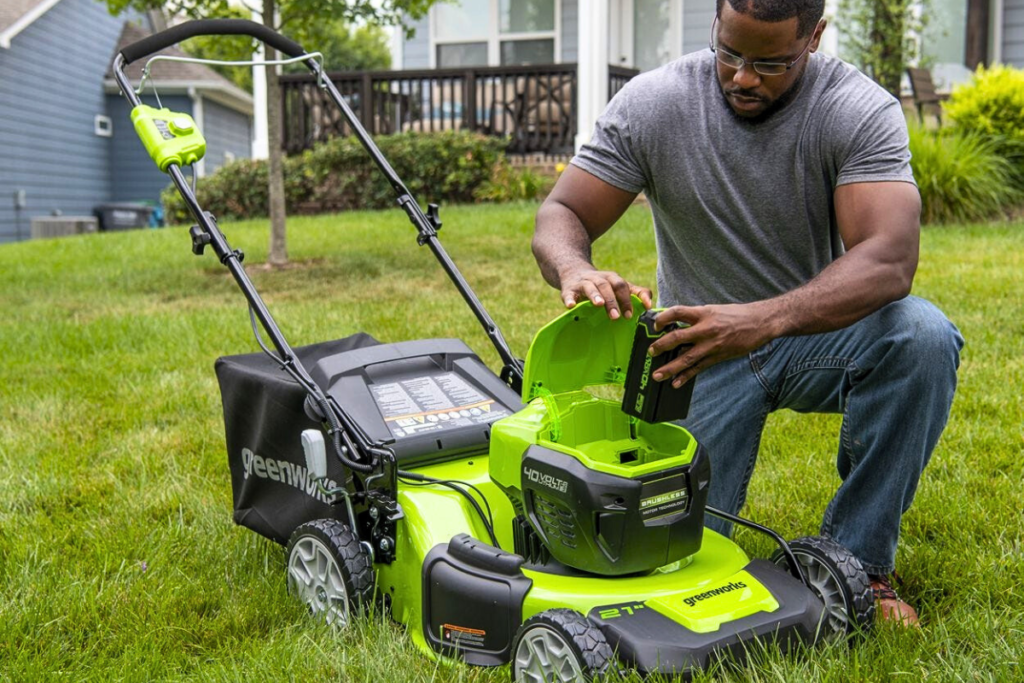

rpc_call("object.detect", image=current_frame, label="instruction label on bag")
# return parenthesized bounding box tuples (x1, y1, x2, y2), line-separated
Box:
(370, 372, 511, 439)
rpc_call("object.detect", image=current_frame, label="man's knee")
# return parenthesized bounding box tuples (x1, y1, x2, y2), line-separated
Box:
(876, 296, 964, 372)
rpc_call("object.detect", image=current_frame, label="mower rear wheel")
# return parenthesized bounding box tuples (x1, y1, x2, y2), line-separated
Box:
(511, 609, 614, 683)
(771, 535, 874, 638)
(286, 519, 373, 628)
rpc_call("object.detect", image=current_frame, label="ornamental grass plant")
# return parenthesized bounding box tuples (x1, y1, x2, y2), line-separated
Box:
(908, 123, 1023, 224)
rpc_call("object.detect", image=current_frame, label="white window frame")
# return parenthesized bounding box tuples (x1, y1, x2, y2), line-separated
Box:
(429, 0, 562, 67)
(614, 0, 682, 71)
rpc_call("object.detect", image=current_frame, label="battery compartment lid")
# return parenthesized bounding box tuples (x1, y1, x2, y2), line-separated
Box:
(522, 297, 642, 402)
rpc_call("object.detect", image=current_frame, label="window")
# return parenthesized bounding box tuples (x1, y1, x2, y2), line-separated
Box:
(500, 38, 554, 65)
(433, 0, 559, 67)
(438, 42, 489, 67)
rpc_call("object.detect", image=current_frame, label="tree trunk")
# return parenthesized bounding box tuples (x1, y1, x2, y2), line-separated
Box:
(965, 0, 990, 69)
(869, 0, 905, 99)
(264, 0, 287, 266)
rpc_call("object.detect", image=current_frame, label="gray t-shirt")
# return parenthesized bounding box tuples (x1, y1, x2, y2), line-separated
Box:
(572, 51, 915, 307)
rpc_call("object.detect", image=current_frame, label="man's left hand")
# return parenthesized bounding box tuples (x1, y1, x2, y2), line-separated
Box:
(647, 302, 778, 387)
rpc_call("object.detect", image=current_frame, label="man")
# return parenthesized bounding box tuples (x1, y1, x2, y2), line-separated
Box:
(532, 0, 964, 625)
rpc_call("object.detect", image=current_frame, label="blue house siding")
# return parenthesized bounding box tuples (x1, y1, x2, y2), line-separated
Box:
(203, 98, 252, 174)
(0, 0, 130, 242)
(107, 94, 191, 204)
(1005, 0, 1024, 66)
(561, 0, 577, 62)
(404, 14, 430, 68)
(683, 2, 714, 55)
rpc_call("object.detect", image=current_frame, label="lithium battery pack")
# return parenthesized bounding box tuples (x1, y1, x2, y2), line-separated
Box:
(621, 310, 696, 423)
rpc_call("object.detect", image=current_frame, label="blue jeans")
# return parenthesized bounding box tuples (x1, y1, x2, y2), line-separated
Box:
(679, 296, 964, 575)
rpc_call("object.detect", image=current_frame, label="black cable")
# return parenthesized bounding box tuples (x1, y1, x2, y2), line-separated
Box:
(248, 305, 279, 361)
(399, 471, 499, 547)
(400, 474, 495, 528)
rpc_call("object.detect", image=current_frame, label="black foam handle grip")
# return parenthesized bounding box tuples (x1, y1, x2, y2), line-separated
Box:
(119, 19, 306, 65)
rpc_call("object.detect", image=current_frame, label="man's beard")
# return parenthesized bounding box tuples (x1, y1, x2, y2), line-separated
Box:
(718, 67, 807, 124)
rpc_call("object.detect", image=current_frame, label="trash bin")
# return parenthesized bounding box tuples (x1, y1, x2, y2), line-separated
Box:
(93, 203, 154, 232)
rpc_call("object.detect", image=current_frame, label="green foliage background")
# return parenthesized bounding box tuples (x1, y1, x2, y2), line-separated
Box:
(161, 132, 511, 223)
(836, 0, 927, 96)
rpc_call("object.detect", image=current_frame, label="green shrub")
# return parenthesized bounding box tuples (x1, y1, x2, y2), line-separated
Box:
(908, 123, 1023, 224)
(945, 64, 1024, 142)
(943, 64, 1024, 186)
(162, 131, 508, 223)
(473, 161, 554, 202)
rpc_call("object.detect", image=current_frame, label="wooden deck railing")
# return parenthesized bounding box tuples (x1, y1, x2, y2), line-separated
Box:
(280, 63, 640, 156)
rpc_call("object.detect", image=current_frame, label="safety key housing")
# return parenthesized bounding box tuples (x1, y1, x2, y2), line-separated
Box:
(131, 105, 206, 172)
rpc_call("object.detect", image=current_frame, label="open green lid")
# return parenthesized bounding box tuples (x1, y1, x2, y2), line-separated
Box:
(522, 298, 642, 402)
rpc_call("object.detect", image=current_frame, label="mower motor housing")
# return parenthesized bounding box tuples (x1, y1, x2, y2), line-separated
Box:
(490, 300, 709, 576)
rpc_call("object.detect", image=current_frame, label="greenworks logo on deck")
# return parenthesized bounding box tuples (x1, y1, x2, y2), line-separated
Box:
(641, 490, 686, 509)
(682, 581, 748, 607)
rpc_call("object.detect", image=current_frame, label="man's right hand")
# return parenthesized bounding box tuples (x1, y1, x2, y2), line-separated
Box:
(559, 268, 653, 320)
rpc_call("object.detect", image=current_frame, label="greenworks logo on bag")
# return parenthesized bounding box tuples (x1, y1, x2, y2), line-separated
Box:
(682, 581, 748, 607)
(241, 447, 338, 504)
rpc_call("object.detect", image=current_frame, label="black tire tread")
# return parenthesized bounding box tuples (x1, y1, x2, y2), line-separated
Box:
(772, 535, 874, 635)
(512, 608, 614, 682)
(287, 518, 375, 612)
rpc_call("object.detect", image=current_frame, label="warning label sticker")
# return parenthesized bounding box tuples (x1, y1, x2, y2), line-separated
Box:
(442, 623, 487, 648)
(370, 372, 511, 440)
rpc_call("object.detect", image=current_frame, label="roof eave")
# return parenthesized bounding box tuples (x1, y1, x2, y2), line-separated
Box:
(0, 0, 64, 50)
(104, 79, 254, 115)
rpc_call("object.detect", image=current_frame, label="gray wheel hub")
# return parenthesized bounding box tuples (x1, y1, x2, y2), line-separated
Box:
(793, 551, 849, 635)
(514, 625, 586, 683)
(287, 535, 350, 627)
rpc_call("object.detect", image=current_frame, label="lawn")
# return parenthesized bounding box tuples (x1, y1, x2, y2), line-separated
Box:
(0, 203, 1021, 681)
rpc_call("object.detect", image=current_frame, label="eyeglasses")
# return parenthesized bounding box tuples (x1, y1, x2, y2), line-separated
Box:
(709, 16, 819, 76)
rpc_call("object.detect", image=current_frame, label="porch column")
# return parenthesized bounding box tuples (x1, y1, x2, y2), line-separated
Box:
(251, 9, 268, 159)
(576, 0, 610, 152)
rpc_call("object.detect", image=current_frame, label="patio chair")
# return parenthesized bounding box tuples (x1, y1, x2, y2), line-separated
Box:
(907, 67, 948, 125)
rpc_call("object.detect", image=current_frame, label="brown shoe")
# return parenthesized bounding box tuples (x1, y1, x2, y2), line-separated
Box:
(869, 573, 920, 627)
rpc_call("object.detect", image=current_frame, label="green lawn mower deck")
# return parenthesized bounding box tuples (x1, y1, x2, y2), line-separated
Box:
(112, 19, 875, 682)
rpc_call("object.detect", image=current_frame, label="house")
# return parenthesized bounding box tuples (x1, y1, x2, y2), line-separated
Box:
(0, 0, 254, 243)
(381, 0, 1023, 151)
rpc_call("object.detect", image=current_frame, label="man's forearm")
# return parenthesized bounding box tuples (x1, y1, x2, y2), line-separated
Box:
(763, 238, 917, 339)
(533, 200, 596, 289)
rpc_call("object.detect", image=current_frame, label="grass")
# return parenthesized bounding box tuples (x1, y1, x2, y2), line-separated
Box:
(0, 203, 1021, 681)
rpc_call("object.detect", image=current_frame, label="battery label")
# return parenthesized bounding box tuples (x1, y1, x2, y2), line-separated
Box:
(640, 472, 690, 520)
(370, 372, 511, 440)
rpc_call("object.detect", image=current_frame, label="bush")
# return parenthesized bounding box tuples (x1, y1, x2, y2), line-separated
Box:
(473, 161, 554, 202)
(162, 131, 509, 224)
(945, 64, 1024, 142)
(943, 64, 1024, 186)
(908, 123, 1023, 224)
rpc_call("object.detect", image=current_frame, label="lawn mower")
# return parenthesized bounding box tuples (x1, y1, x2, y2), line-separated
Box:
(113, 20, 874, 680)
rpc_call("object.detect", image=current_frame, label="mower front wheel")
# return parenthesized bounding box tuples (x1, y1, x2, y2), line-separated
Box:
(286, 519, 374, 628)
(511, 609, 614, 683)
(771, 535, 874, 638)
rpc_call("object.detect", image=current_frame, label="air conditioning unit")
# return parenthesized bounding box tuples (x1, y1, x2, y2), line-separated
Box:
(31, 217, 99, 239)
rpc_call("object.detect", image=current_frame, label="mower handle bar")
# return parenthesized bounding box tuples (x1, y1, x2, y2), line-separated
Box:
(119, 19, 306, 66)
(114, 19, 524, 392)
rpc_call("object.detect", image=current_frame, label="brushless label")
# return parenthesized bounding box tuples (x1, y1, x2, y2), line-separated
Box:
(370, 372, 511, 439)
(639, 473, 689, 520)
